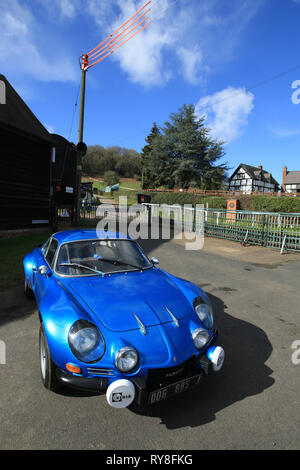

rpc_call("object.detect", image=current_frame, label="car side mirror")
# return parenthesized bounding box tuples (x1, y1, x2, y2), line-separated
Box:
(151, 257, 159, 265)
(38, 265, 49, 276)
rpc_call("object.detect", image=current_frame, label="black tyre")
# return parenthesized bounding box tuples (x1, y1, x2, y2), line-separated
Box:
(24, 279, 34, 298)
(39, 324, 61, 391)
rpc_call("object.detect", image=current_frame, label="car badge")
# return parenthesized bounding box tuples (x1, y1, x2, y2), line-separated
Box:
(165, 307, 180, 328)
(133, 313, 147, 336)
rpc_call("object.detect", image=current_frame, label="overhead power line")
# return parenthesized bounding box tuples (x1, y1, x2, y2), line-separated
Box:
(83, 0, 180, 70)
(74, 0, 156, 223)
(112, 62, 300, 147)
(85, 1, 152, 70)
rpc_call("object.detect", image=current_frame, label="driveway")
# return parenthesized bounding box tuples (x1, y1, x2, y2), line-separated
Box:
(0, 237, 299, 449)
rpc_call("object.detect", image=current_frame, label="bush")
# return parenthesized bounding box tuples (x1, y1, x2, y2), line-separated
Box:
(104, 171, 119, 186)
(251, 196, 300, 213)
(114, 189, 139, 205)
(144, 192, 227, 209)
(113, 189, 300, 213)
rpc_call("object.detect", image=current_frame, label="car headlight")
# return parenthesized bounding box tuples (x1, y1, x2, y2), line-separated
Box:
(68, 320, 105, 363)
(192, 328, 209, 349)
(115, 346, 138, 373)
(193, 297, 214, 330)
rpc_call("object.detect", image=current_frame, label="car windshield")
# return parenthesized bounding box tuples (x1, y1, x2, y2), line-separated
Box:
(55, 239, 152, 276)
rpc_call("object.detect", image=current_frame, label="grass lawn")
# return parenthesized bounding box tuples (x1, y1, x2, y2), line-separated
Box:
(0, 231, 52, 292)
(82, 178, 105, 192)
(119, 180, 141, 191)
(82, 177, 141, 193)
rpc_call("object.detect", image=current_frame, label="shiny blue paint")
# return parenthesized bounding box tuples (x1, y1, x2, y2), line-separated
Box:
(206, 346, 218, 362)
(23, 229, 220, 386)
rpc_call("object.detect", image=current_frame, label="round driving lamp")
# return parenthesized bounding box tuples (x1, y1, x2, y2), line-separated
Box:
(115, 346, 138, 373)
(68, 320, 105, 363)
(192, 328, 209, 349)
(193, 298, 214, 330)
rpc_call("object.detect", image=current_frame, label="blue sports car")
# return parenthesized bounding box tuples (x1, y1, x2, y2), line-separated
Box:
(23, 229, 225, 409)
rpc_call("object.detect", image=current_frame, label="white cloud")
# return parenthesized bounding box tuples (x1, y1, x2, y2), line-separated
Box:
(196, 87, 254, 143)
(36, 0, 77, 20)
(177, 47, 205, 85)
(0, 0, 265, 88)
(269, 127, 300, 138)
(84, 0, 264, 88)
(0, 0, 77, 82)
(59, 0, 76, 18)
(86, 0, 180, 87)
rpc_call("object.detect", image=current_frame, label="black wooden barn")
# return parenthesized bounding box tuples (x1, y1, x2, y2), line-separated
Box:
(50, 133, 77, 209)
(0, 74, 76, 230)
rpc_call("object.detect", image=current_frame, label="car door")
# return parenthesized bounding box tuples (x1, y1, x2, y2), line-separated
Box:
(32, 238, 51, 288)
(34, 238, 58, 305)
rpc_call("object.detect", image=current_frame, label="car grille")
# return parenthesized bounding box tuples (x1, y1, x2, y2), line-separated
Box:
(87, 367, 115, 377)
(147, 356, 195, 388)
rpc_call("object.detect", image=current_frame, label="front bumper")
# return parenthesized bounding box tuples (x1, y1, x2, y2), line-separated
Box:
(132, 353, 212, 409)
(55, 350, 214, 403)
(56, 368, 109, 393)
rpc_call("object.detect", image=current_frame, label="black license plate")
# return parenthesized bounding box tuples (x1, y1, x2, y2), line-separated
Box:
(148, 374, 202, 405)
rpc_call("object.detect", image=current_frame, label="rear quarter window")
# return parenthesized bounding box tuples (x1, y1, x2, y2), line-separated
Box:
(45, 239, 58, 267)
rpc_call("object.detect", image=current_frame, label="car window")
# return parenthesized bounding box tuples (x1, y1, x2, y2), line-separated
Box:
(55, 239, 152, 276)
(42, 238, 51, 255)
(45, 239, 58, 268)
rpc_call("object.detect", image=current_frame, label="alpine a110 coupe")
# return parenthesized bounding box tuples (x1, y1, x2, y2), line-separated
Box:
(23, 229, 225, 409)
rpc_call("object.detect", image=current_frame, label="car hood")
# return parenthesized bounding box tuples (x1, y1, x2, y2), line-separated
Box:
(68, 269, 192, 332)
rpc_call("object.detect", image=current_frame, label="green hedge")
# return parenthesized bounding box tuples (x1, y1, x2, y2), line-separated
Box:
(145, 192, 227, 209)
(143, 192, 300, 213)
(113, 189, 300, 213)
(250, 196, 300, 213)
(114, 189, 139, 205)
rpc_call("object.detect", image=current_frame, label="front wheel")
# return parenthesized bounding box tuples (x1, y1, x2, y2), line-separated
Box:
(24, 279, 34, 298)
(39, 324, 61, 391)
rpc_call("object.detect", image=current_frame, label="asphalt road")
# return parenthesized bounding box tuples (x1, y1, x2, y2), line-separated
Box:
(0, 237, 299, 450)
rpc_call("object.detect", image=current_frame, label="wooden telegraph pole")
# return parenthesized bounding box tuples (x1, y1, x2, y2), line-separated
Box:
(74, 2, 151, 224)
(75, 54, 88, 225)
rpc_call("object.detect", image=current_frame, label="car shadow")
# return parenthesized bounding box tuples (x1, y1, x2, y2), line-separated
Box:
(132, 292, 274, 428)
(0, 285, 37, 327)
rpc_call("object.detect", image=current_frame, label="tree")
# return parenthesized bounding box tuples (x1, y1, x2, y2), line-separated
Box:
(143, 104, 228, 190)
(104, 170, 119, 186)
(82, 145, 141, 179)
(140, 123, 161, 189)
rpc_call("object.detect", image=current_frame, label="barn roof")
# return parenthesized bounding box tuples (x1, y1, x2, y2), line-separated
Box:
(285, 171, 300, 184)
(0, 74, 52, 142)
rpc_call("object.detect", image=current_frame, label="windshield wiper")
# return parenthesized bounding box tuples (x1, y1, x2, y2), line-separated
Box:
(98, 258, 143, 270)
(59, 262, 102, 274)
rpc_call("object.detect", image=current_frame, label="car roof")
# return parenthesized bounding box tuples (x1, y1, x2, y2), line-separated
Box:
(52, 229, 130, 244)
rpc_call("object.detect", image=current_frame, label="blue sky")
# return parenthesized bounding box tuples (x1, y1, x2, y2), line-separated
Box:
(1, 0, 300, 185)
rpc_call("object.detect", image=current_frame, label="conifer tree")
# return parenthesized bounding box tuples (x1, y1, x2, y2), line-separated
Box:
(143, 105, 228, 189)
